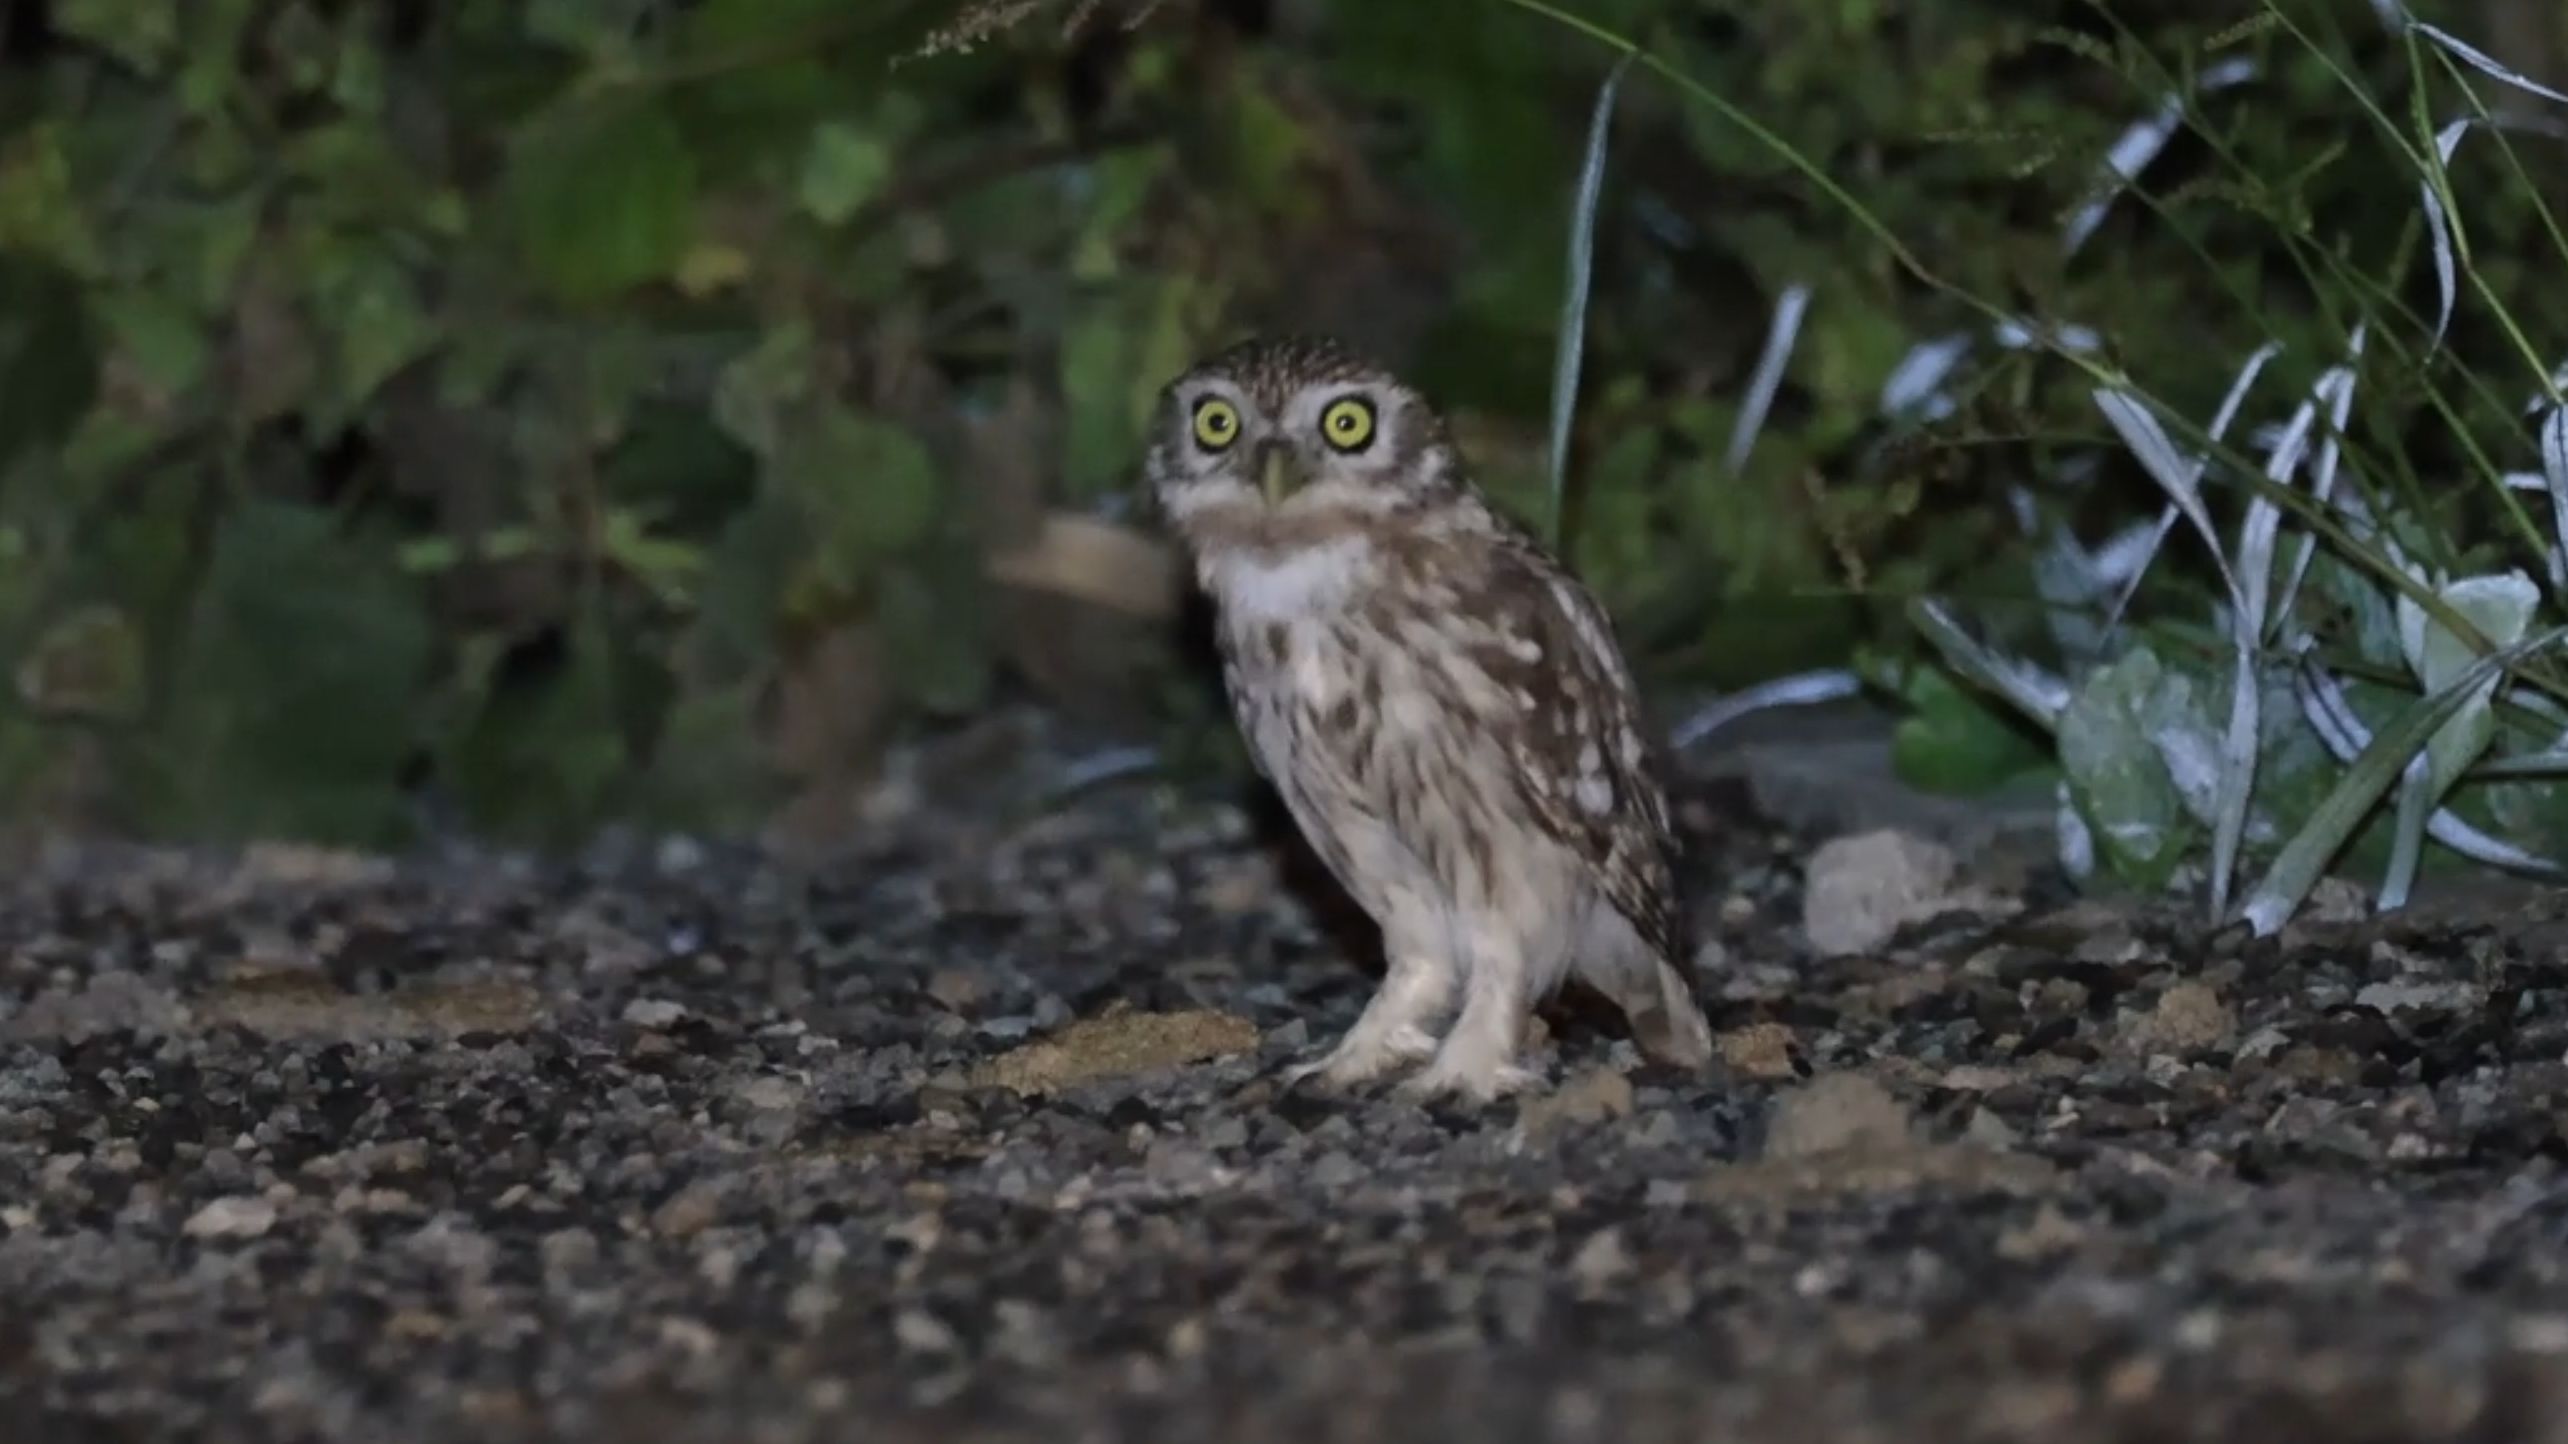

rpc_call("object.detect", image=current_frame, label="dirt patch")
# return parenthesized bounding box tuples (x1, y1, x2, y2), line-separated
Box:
(968, 1005, 1260, 1094)
(192, 969, 547, 1040)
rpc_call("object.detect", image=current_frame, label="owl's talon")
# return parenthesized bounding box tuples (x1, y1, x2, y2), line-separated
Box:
(1283, 1023, 1438, 1092)
(1395, 1059, 1542, 1106)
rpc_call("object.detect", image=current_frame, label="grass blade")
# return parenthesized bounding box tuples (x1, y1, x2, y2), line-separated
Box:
(1669, 667, 1861, 749)
(1726, 282, 1811, 475)
(2105, 343, 2279, 631)
(2378, 753, 2435, 908)
(2543, 405, 2568, 592)
(2293, 657, 2565, 875)
(2269, 342, 2367, 633)
(2062, 58, 2261, 257)
(1544, 52, 1633, 548)
(2092, 387, 2245, 606)
(1880, 333, 1973, 420)
(2240, 624, 2568, 934)
(1905, 597, 2072, 731)
(2471, 749, 2568, 779)
(2417, 119, 2472, 347)
(2413, 23, 2568, 106)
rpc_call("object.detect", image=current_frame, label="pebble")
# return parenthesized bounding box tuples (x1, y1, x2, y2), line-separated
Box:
(623, 998, 688, 1028)
(183, 1195, 279, 1240)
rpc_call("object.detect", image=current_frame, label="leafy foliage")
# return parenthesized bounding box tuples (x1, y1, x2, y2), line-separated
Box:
(3, 0, 2565, 878)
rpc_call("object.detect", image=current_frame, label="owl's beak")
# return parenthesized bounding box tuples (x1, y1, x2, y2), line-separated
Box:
(1257, 444, 1306, 506)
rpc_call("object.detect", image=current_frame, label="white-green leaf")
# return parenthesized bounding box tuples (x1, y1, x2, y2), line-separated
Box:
(2056, 644, 2207, 886)
(2241, 624, 2568, 935)
(2395, 568, 2539, 800)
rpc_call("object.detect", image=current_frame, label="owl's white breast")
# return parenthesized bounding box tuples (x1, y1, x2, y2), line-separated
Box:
(1201, 536, 1373, 625)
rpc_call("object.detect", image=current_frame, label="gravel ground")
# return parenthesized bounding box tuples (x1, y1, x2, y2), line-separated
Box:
(7, 740, 2568, 1443)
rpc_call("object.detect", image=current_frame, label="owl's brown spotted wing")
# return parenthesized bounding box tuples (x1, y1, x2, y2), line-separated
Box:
(1455, 531, 1684, 965)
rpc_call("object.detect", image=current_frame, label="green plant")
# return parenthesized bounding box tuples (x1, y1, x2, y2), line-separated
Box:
(10, 0, 2562, 895)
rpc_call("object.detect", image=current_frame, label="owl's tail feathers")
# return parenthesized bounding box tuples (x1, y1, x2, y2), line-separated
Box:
(1605, 954, 1713, 1073)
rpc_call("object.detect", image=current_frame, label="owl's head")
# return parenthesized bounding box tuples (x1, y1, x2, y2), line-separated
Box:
(1145, 335, 1460, 535)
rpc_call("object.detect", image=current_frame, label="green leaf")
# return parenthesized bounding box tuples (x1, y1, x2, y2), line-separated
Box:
(774, 404, 943, 603)
(0, 122, 98, 272)
(692, 489, 806, 677)
(307, 243, 436, 422)
(798, 121, 892, 225)
(136, 501, 433, 845)
(55, 0, 181, 74)
(880, 560, 990, 716)
(1060, 282, 1200, 502)
(440, 621, 635, 843)
(1889, 662, 2051, 794)
(96, 289, 208, 397)
(632, 677, 776, 832)
(502, 100, 698, 303)
(604, 401, 759, 534)
(711, 322, 815, 456)
(0, 256, 98, 469)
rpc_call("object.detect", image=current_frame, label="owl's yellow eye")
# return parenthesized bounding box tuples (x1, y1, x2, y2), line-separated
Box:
(1320, 397, 1376, 452)
(1192, 398, 1241, 451)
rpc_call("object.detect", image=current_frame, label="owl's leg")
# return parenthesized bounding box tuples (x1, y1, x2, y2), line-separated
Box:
(1398, 919, 1542, 1104)
(1284, 917, 1455, 1090)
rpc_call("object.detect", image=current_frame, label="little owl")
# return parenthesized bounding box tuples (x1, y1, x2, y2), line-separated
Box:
(1146, 335, 1715, 1103)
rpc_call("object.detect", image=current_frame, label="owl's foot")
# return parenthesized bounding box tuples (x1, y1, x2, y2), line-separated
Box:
(1395, 1053, 1541, 1105)
(1282, 1023, 1439, 1092)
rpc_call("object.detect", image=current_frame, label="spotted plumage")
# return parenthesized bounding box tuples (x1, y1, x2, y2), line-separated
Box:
(1145, 334, 1714, 1103)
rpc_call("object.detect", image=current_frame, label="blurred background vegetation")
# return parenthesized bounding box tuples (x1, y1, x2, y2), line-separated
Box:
(3, 0, 2565, 871)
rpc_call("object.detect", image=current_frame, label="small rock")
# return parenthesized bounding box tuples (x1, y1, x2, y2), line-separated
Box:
(1717, 1023, 1797, 1081)
(540, 1228, 600, 1275)
(2301, 876, 2370, 924)
(733, 1075, 806, 1113)
(2355, 980, 2481, 1016)
(924, 969, 983, 1013)
(2236, 1024, 2292, 1063)
(1518, 1067, 1634, 1138)
(1144, 1141, 1223, 1188)
(1939, 1065, 2016, 1092)
(2126, 983, 2233, 1056)
(1629, 1109, 1684, 1149)
(1964, 1107, 2022, 1150)
(1764, 1073, 1912, 1159)
(1307, 1151, 1364, 1190)
(1996, 1203, 2085, 1261)
(1800, 830, 1962, 956)
(184, 1195, 279, 1240)
(2071, 930, 2147, 965)
(893, 1309, 960, 1356)
(624, 998, 688, 1029)
(652, 1182, 723, 1238)
(1570, 1228, 1634, 1293)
